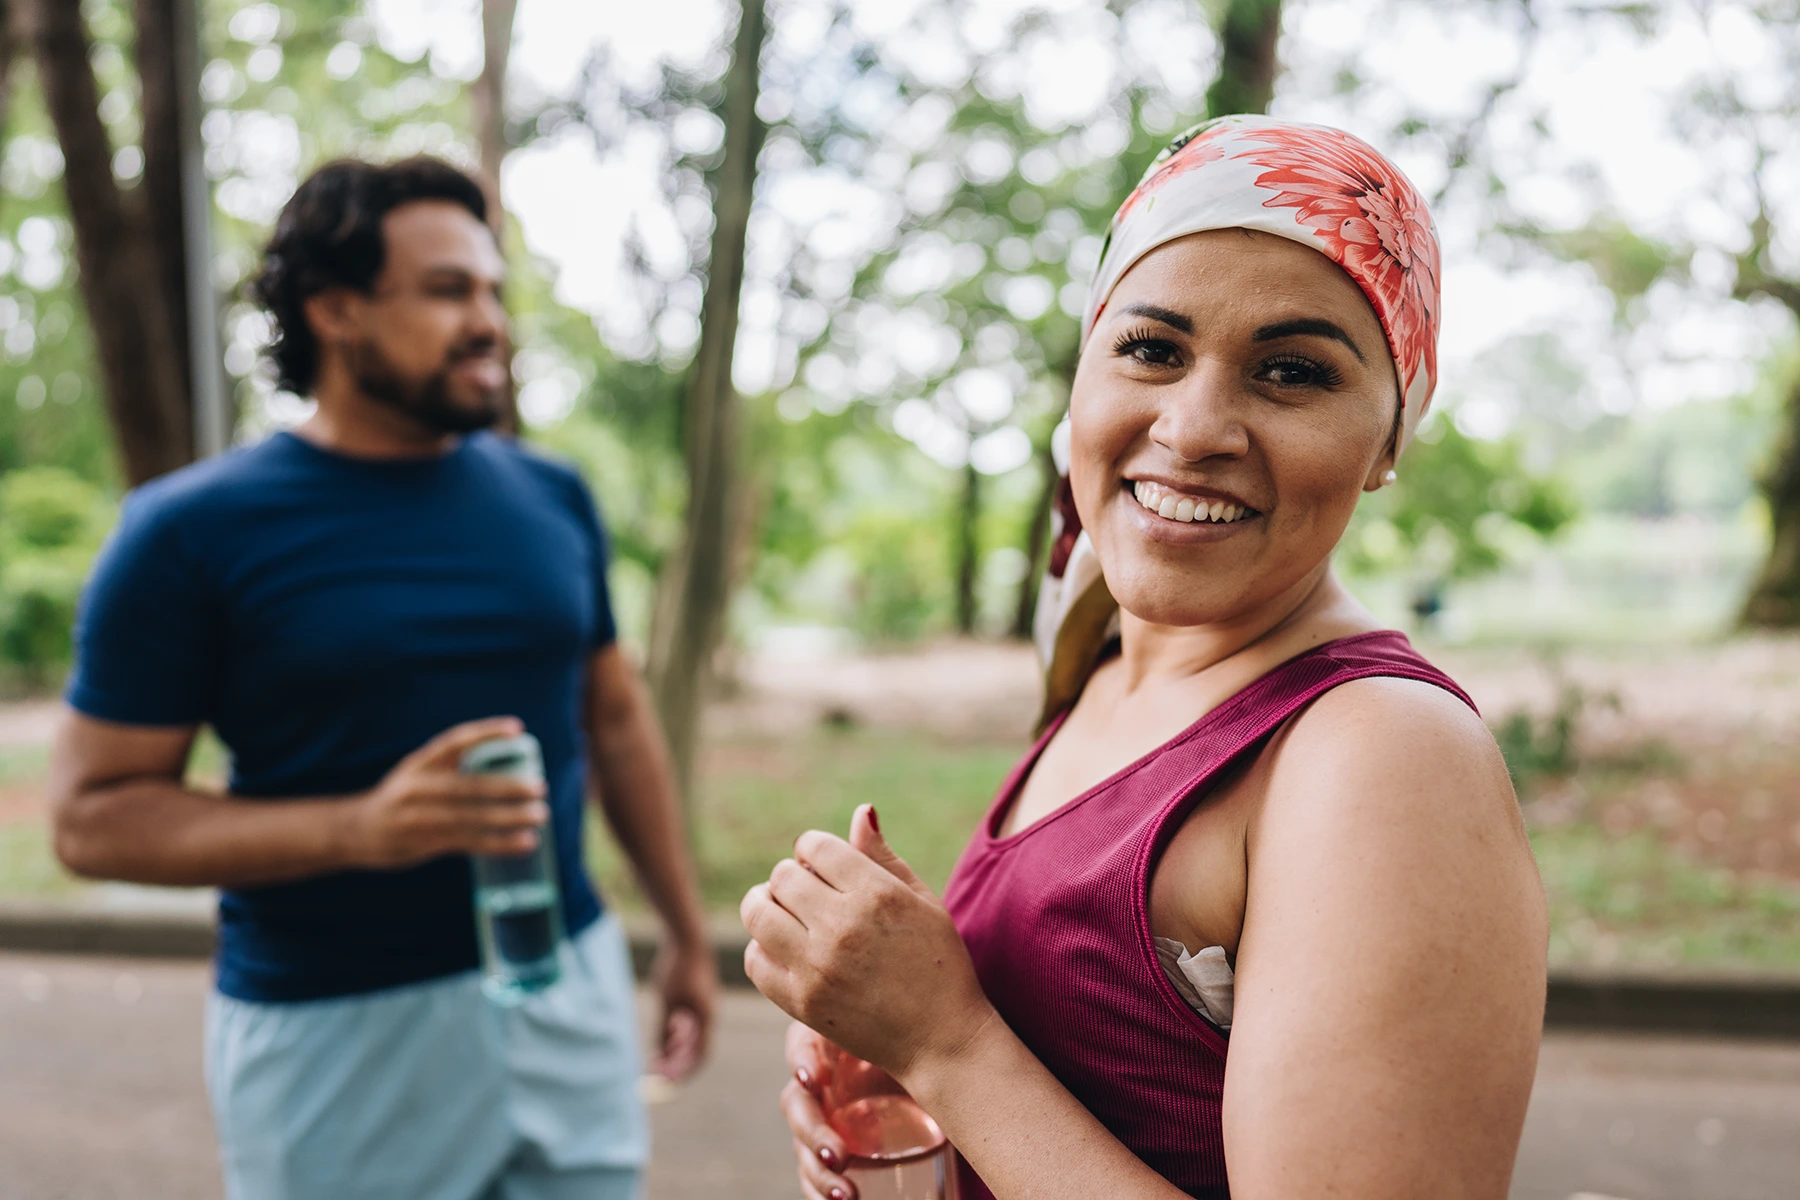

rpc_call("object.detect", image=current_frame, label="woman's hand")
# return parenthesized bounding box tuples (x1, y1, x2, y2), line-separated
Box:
(782, 1022, 856, 1200)
(740, 804, 995, 1083)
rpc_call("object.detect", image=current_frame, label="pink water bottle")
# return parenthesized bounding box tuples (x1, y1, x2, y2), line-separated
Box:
(819, 1043, 959, 1200)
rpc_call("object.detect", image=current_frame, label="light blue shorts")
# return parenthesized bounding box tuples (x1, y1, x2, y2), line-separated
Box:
(204, 913, 648, 1200)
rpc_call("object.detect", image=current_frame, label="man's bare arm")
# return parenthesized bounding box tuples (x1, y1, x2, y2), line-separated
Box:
(584, 645, 708, 948)
(48, 709, 547, 888)
(585, 644, 717, 1079)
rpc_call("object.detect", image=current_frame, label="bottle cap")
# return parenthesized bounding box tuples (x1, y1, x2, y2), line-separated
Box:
(460, 732, 544, 782)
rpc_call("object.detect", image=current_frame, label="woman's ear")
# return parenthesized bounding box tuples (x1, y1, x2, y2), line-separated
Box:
(1361, 432, 1399, 494)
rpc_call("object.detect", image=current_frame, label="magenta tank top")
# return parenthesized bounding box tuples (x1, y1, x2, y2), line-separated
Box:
(941, 631, 1475, 1198)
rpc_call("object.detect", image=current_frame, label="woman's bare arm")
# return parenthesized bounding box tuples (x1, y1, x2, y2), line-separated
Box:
(1223, 677, 1546, 1199)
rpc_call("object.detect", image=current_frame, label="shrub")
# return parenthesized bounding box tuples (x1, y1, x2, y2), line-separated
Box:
(0, 467, 111, 684)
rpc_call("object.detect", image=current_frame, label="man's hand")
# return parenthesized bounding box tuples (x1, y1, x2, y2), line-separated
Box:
(649, 936, 717, 1082)
(342, 716, 548, 869)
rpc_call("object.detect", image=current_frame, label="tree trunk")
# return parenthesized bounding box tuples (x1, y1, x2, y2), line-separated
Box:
(18, 0, 191, 485)
(954, 456, 981, 635)
(1735, 228, 1800, 627)
(647, 0, 769, 807)
(1205, 0, 1283, 118)
(1742, 371, 1800, 627)
(134, 0, 193, 405)
(472, 0, 517, 229)
(470, 0, 521, 435)
(0, 1, 17, 156)
(138, 0, 228, 457)
(1011, 439, 1058, 640)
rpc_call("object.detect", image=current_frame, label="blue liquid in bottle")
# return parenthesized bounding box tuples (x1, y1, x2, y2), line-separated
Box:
(462, 734, 564, 1006)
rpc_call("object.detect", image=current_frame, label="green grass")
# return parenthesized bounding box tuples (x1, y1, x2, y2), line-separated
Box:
(591, 728, 1019, 911)
(2, 724, 1798, 973)
(0, 822, 76, 896)
(1534, 824, 1800, 969)
(0, 743, 49, 787)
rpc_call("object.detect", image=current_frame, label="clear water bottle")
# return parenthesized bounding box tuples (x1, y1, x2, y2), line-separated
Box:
(820, 1043, 960, 1200)
(461, 733, 564, 1005)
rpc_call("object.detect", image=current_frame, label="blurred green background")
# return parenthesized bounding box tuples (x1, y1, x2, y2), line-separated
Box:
(1, 0, 1798, 973)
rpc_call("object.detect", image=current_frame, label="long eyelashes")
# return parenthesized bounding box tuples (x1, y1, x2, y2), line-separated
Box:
(1110, 326, 1178, 364)
(1260, 353, 1343, 388)
(1110, 329, 1346, 389)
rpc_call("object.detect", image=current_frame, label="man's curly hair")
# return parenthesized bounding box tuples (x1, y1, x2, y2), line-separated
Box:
(249, 157, 489, 395)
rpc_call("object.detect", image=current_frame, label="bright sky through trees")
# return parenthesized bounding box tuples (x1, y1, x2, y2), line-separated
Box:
(349, 0, 1794, 467)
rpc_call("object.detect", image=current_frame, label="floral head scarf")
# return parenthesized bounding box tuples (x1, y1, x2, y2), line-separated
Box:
(1036, 115, 1443, 723)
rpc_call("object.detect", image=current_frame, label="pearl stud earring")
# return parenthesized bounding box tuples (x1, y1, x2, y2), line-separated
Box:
(1382, 470, 1398, 487)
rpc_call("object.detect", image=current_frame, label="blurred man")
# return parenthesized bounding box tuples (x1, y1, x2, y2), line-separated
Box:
(46, 157, 714, 1200)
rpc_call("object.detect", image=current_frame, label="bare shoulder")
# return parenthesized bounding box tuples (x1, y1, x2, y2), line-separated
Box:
(1240, 671, 1544, 995)
(1239, 671, 1544, 1011)
(1258, 674, 1522, 843)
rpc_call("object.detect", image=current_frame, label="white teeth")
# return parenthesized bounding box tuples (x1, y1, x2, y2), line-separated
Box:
(1131, 480, 1252, 525)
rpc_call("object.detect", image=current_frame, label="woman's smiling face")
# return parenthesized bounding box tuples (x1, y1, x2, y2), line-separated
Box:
(1069, 228, 1399, 629)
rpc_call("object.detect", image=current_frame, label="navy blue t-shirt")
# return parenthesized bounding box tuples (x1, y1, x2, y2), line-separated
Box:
(67, 431, 613, 1002)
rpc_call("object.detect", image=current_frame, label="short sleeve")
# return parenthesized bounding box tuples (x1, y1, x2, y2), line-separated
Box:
(565, 472, 618, 649)
(65, 490, 224, 726)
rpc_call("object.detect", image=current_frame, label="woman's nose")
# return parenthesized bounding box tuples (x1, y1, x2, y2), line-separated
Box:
(1148, 361, 1250, 463)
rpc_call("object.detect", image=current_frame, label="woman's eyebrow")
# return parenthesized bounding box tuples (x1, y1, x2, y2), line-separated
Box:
(1253, 318, 1366, 363)
(1121, 302, 1194, 334)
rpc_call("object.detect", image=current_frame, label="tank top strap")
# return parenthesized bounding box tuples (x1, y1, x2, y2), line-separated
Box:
(1123, 629, 1474, 802)
(1126, 629, 1477, 1029)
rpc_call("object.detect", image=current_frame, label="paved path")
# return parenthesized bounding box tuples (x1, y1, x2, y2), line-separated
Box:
(3, 952, 1798, 1200)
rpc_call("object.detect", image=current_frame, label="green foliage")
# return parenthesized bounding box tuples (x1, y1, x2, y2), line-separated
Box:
(0, 468, 112, 682)
(1561, 386, 1782, 519)
(1533, 217, 1687, 316)
(842, 509, 952, 642)
(1345, 419, 1577, 582)
(0, 76, 122, 487)
(1492, 680, 1620, 792)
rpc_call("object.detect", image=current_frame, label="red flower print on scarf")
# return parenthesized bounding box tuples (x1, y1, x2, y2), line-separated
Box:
(1234, 125, 1440, 398)
(1113, 126, 1230, 225)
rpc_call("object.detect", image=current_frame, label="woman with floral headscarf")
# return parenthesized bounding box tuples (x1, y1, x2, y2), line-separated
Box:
(743, 117, 1546, 1200)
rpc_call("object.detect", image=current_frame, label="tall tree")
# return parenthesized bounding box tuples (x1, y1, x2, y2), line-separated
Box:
(1736, 225, 1800, 626)
(1205, 0, 1284, 119)
(647, 0, 769, 805)
(0, 1, 16, 146)
(468, 0, 520, 434)
(15, 0, 192, 485)
(470, 0, 517, 231)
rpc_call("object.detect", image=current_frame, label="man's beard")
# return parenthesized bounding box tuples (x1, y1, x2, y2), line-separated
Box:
(348, 337, 505, 435)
